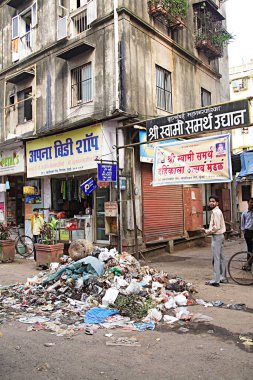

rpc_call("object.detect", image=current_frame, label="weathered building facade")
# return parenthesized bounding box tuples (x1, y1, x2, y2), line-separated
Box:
(0, 0, 230, 250)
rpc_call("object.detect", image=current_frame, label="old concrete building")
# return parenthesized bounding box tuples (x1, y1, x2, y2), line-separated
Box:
(0, 0, 230, 251)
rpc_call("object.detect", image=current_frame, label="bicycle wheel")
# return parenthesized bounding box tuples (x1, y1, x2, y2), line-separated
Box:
(15, 235, 34, 257)
(228, 251, 253, 286)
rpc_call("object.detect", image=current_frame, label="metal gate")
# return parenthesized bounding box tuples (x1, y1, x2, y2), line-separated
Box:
(141, 164, 184, 243)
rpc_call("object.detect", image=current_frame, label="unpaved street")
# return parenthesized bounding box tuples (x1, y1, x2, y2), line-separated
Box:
(0, 238, 253, 380)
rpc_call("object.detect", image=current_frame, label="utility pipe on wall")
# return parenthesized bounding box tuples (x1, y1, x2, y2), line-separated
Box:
(114, 0, 119, 110)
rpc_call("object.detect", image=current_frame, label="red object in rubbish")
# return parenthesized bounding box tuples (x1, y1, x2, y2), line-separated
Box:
(187, 299, 193, 306)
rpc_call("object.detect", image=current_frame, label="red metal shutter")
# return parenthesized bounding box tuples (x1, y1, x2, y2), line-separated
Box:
(141, 163, 184, 242)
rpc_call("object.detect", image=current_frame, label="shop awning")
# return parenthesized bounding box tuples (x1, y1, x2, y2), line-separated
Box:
(56, 41, 95, 60)
(6, 70, 35, 84)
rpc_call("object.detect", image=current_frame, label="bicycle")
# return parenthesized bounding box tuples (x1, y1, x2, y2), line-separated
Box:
(228, 250, 253, 285)
(10, 226, 35, 258)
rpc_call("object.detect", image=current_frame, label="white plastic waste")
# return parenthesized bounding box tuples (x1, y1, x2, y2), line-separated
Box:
(174, 294, 187, 306)
(102, 288, 119, 307)
(152, 281, 164, 291)
(175, 307, 191, 320)
(125, 280, 141, 295)
(114, 276, 129, 289)
(143, 308, 162, 322)
(98, 248, 118, 262)
(164, 297, 177, 309)
(163, 315, 179, 324)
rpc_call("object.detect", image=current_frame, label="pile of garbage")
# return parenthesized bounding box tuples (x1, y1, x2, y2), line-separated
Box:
(0, 247, 213, 337)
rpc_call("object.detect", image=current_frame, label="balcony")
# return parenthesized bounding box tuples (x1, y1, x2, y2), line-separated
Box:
(193, 1, 233, 60)
(147, 0, 189, 29)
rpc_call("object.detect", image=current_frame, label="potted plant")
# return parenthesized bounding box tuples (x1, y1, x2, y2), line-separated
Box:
(0, 223, 15, 262)
(35, 218, 64, 267)
(147, 0, 188, 28)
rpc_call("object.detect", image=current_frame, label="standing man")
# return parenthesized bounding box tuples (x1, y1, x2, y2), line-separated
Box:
(31, 208, 44, 261)
(203, 195, 227, 287)
(241, 197, 253, 269)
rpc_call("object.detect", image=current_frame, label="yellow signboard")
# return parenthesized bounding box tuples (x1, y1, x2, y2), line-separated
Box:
(26, 124, 102, 178)
(153, 134, 232, 186)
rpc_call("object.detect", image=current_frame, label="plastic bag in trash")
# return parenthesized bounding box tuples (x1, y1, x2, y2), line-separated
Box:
(175, 307, 191, 320)
(84, 307, 119, 324)
(174, 294, 187, 306)
(143, 308, 162, 322)
(163, 315, 179, 324)
(102, 288, 119, 307)
(164, 297, 177, 309)
(125, 280, 141, 295)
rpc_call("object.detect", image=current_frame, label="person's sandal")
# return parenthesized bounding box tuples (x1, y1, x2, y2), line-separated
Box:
(205, 281, 220, 287)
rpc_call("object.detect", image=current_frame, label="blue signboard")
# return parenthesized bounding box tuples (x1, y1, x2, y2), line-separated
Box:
(97, 163, 117, 182)
(80, 178, 97, 196)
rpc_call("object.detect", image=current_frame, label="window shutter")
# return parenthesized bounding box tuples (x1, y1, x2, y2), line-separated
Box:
(87, 0, 97, 25)
(12, 15, 19, 39)
(57, 16, 68, 40)
(31, 1, 37, 27)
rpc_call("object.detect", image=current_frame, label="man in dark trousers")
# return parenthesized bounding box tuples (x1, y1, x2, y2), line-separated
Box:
(203, 195, 227, 287)
(241, 197, 253, 269)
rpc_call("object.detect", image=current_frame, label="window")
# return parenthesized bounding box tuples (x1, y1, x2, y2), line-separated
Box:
(18, 87, 33, 123)
(71, 63, 92, 106)
(156, 65, 172, 112)
(201, 88, 211, 107)
(70, 0, 91, 11)
(9, 94, 15, 106)
(231, 78, 248, 92)
(11, 1, 37, 61)
(242, 185, 251, 202)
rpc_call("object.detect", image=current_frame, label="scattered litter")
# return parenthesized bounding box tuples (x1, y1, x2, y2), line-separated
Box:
(19, 316, 50, 324)
(226, 303, 246, 311)
(37, 363, 51, 372)
(156, 338, 161, 341)
(133, 322, 155, 331)
(0, 331, 3, 338)
(15, 346, 21, 350)
(178, 327, 189, 333)
(163, 315, 179, 324)
(44, 343, 55, 347)
(207, 329, 214, 334)
(239, 336, 253, 347)
(105, 333, 113, 337)
(196, 299, 213, 308)
(106, 337, 141, 347)
(212, 300, 224, 307)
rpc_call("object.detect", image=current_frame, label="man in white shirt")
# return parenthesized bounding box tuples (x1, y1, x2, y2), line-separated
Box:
(203, 195, 227, 287)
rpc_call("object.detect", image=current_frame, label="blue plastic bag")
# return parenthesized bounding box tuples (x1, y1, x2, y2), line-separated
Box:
(84, 307, 119, 324)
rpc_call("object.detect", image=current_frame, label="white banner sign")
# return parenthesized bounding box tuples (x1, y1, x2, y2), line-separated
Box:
(0, 147, 25, 175)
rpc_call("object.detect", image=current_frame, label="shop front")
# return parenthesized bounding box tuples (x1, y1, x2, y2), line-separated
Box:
(26, 123, 119, 245)
(0, 144, 26, 226)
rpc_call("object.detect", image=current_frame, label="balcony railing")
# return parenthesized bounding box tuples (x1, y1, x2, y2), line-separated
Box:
(71, 9, 89, 35)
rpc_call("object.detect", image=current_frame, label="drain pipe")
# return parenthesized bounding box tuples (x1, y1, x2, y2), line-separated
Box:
(114, 0, 119, 110)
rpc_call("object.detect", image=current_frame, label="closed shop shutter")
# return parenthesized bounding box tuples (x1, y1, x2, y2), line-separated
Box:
(141, 163, 184, 242)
